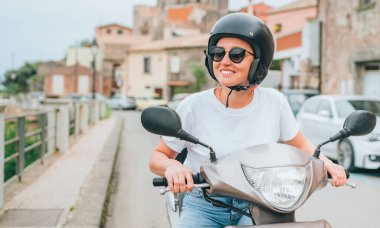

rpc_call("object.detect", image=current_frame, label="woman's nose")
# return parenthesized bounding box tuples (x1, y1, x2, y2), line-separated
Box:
(221, 54, 232, 65)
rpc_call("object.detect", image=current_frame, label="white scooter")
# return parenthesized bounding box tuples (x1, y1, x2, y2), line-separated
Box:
(141, 106, 376, 227)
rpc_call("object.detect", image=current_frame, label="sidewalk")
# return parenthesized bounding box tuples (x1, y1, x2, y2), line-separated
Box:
(0, 117, 122, 228)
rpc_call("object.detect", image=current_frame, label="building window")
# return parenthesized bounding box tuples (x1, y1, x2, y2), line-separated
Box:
(144, 57, 151, 74)
(117, 29, 123, 35)
(170, 56, 180, 73)
(107, 29, 112, 34)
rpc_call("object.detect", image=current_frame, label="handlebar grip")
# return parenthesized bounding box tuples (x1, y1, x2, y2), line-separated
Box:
(327, 170, 350, 179)
(153, 177, 168, 187)
(152, 173, 206, 187)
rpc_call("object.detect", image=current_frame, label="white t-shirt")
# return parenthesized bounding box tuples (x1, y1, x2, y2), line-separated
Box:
(163, 87, 299, 173)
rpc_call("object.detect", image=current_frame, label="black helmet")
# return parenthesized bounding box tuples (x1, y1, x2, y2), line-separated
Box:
(205, 13, 274, 86)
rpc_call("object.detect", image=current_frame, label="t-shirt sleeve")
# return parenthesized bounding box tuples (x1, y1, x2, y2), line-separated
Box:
(162, 98, 192, 153)
(279, 94, 299, 141)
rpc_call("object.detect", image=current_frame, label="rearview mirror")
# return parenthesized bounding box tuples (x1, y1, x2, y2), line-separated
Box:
(314, 110, 376, 158)
(141, 106, 182, 137)
(329, 110, 376, 142)
(141, 106, 200, 145)
(343, 110, 376, 136)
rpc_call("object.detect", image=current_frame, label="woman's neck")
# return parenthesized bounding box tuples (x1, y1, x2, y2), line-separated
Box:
(214, 85, 256, 109)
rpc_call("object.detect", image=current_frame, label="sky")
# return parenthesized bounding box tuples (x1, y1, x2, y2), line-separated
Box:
(0, 0, 294, 77)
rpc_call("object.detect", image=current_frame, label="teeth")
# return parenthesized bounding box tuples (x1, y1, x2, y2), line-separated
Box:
(221, 70, 234, 75)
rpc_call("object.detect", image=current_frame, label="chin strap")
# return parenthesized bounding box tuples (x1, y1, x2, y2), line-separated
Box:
(224, 84, 255, 108)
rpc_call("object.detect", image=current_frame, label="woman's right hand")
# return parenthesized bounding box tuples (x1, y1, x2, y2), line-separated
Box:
(165, 163, 194, 193)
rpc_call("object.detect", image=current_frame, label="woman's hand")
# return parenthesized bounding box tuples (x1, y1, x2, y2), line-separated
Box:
(324, 160, 347, 187)
(165, 163, 194, 193)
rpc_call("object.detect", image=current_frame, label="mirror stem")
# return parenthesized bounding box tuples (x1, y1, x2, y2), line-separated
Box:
(314, 128, 350, 158)
(313, 139, 330, 158)
(198, 141, 217, 163)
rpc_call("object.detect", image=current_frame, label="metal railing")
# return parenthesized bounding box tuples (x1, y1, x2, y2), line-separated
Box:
(4, 109, 57, 184)
(2, 99, 107, 185)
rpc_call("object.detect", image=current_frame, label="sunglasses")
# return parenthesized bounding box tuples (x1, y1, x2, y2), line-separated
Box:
(209, 46, 254, 64)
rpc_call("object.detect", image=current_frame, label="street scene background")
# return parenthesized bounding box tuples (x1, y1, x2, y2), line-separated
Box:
(0, 0, 379, 227)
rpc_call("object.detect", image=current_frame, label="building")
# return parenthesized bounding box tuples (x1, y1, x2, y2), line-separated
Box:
(319, 0, 380, 96)
(239, 2, 273, 23)
(35, 61, 66, 92)
(265, 0, 319, 90)
(95, 23, 152, 96)
(44, 65, 100, 97)
(125, 34, 215, 99)
(133, 0, 229, 40)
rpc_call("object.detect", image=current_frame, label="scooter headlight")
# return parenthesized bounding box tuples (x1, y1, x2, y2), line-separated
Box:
(242, 163, 312, 212)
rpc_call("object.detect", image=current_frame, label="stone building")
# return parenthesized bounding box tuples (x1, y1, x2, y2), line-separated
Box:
(319, 0, 380, 96)
(133, 0, 228, 40)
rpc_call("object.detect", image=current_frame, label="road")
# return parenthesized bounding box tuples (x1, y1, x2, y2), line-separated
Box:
(107, 110, 380, 228)
(106, 111, 169, 228)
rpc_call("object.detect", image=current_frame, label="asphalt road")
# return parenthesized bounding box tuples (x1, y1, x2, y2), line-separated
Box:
(106, 111, 169, 228)
(107, 110, 380, 228)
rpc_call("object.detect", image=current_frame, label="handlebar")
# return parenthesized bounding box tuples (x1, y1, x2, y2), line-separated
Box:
(153, 173, 206, 187)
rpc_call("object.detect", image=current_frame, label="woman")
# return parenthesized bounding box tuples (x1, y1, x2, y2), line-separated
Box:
(149, 13, 346, 227)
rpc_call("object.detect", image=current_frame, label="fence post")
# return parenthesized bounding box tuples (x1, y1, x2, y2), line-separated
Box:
(0, 100, 8, 208)
(40, 113, 47, 164)
(74, 102, 80, 135)
(17, 117, 25, 181)
(43, 99, 71, 153)
(89, 101, 98, 125)
(47, 108, 56, 154)
(80, 101, 90, 133)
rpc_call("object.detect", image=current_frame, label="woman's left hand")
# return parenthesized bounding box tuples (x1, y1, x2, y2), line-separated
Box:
(324, 161, 347, 187)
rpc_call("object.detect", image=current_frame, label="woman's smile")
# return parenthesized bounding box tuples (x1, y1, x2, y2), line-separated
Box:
(220, 69, 236, 77)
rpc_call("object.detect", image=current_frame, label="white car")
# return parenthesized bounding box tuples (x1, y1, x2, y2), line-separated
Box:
(136, 95, 168, 111)
(107, 95, 136, 110)
(297, 95, 380, 171)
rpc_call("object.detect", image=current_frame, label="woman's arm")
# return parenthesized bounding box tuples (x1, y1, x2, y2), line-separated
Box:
(149, 138, 194, 192)
(285, 131, 347, 187)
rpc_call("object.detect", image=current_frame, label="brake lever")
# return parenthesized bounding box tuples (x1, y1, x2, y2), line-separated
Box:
(159, 183, 210, 195)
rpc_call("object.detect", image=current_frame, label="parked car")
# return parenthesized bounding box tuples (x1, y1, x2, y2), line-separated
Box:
(64, 93, 107, 102)
(296, 95, 380, 171)
(107, 95, 136, 110)
(282, 89, 319, 116)
(136, 95, 168, 111)
(168, 93, 192, 110)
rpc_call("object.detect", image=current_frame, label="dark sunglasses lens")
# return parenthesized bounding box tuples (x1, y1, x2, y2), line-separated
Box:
(229, 48, 245, 63)
(210, 47, 225, 62)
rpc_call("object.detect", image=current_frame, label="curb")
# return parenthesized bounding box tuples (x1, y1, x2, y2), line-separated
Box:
(64, 117, 123, 227)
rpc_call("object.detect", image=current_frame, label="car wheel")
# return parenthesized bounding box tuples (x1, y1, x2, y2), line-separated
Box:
(337, 139, 356, 171)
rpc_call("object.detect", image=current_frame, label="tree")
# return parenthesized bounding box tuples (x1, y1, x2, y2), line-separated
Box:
(2, 62, 39, 94)
(190, 63, 207, 92)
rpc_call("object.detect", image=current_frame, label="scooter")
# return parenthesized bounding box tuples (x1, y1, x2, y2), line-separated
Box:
(141, 106, 376, 227)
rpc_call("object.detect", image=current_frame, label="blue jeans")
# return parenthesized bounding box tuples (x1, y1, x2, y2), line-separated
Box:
(178, 189, 253, 227)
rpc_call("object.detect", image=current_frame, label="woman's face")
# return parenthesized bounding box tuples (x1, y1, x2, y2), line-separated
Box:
(212, 37, 254, 87)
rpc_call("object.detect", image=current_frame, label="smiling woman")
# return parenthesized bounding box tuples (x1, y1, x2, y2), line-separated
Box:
(146, 12, 346, 228)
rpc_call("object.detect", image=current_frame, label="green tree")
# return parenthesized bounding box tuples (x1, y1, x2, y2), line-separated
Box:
(270, 59, 281, 71)
(2, 62, 39, 94)
(190, 63, 207, 92)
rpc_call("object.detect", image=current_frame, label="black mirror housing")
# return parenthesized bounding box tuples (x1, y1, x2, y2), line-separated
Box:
(141, 106, 182, 137)
(343, 110, 376, 136)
